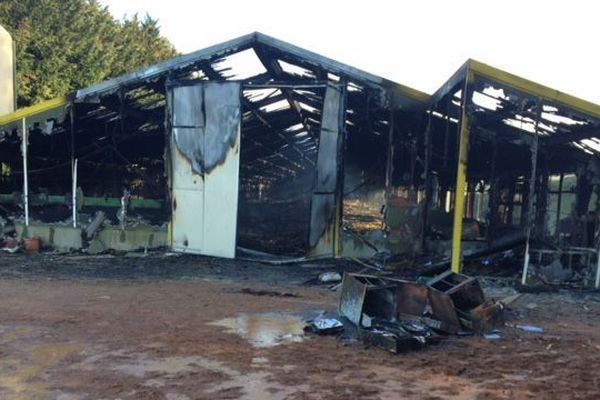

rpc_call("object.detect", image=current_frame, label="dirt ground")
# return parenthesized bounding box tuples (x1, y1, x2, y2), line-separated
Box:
(0, 253, 599, 399)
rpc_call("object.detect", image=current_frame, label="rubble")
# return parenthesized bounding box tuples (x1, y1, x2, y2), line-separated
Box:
(336, 271, 505, 353)
(318, 271, 342, 283)
(304, 315, 344, 335)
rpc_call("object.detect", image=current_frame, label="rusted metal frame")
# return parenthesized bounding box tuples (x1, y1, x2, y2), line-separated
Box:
(521, 98, 543, 285)
(450, 72, 474, 273)
(254, 45, 317, 140)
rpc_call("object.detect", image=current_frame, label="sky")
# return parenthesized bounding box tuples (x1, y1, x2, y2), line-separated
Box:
(99, 0, 600, 104)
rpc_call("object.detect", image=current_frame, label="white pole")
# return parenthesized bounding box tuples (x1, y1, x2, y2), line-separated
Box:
(595, 248, 600, 290)
(521, 240, 530, 285)
(21, 117, 29, 227)
(72, 158, 78, 228)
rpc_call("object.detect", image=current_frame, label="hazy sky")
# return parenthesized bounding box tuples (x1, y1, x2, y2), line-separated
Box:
(99, 0, 600, 103)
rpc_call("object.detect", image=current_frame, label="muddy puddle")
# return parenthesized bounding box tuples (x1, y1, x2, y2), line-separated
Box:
(208, 312, 310, 348)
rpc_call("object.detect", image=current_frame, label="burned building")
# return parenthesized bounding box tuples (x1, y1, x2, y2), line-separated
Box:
(0, 32, 427, 259)
(1, 32, 600, 287)
(423, 60, 600, 288)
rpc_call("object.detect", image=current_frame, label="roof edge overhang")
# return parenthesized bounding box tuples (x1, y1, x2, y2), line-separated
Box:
(0, 96, 69, 127)
(431, 59, 600, 120)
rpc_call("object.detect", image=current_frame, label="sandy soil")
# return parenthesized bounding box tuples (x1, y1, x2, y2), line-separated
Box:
(0, 253, 599, 399)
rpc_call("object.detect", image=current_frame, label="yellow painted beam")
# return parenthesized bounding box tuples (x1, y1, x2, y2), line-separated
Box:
(468, 59, 600, 120)
(394, 83, 431, 105)
(450, 74, 474, 273)
(0, 96, 69, 127)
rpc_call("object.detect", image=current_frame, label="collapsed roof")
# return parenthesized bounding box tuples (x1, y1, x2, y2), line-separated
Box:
(429, 59, 600, 170)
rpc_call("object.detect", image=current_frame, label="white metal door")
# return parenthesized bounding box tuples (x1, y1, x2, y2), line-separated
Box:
(170, 82, 241, 258)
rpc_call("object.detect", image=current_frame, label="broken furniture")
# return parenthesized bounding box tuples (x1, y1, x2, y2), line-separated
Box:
(338, 273, 437, 352)
(427, 270, 505, 333)
(338, 271, 504, 352)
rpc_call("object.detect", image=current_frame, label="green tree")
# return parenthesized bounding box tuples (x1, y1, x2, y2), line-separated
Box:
(0, 0, 177, 107)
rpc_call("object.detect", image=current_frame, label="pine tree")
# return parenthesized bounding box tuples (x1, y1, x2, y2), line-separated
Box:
(0, 0, 177, 107)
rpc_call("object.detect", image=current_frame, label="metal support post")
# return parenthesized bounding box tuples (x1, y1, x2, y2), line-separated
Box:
(450, 75, 473, 273)
(21, 117, 29, 227)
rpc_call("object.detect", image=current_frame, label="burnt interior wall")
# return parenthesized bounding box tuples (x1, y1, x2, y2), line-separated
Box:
(236, 88, 320, 256)
(0, 119, 72, 223)
(73, 91, 168, 226)
(342, 90, 388, 235)
(0, 84, 170, 231)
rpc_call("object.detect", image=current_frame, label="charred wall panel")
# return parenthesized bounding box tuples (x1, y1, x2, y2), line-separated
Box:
(309, 85, 344, 254)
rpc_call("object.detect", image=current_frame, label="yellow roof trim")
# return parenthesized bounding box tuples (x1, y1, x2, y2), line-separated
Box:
(0, 96, 69, 127)
(468, 59, 600, 120)
(397, 83, 430, 104)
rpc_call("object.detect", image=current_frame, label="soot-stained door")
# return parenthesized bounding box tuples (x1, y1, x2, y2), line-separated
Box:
(169, 82, 241, 258)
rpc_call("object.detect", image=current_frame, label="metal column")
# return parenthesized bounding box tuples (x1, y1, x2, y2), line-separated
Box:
(521, 100, 542, 285)
(450, 75, 473, 273)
